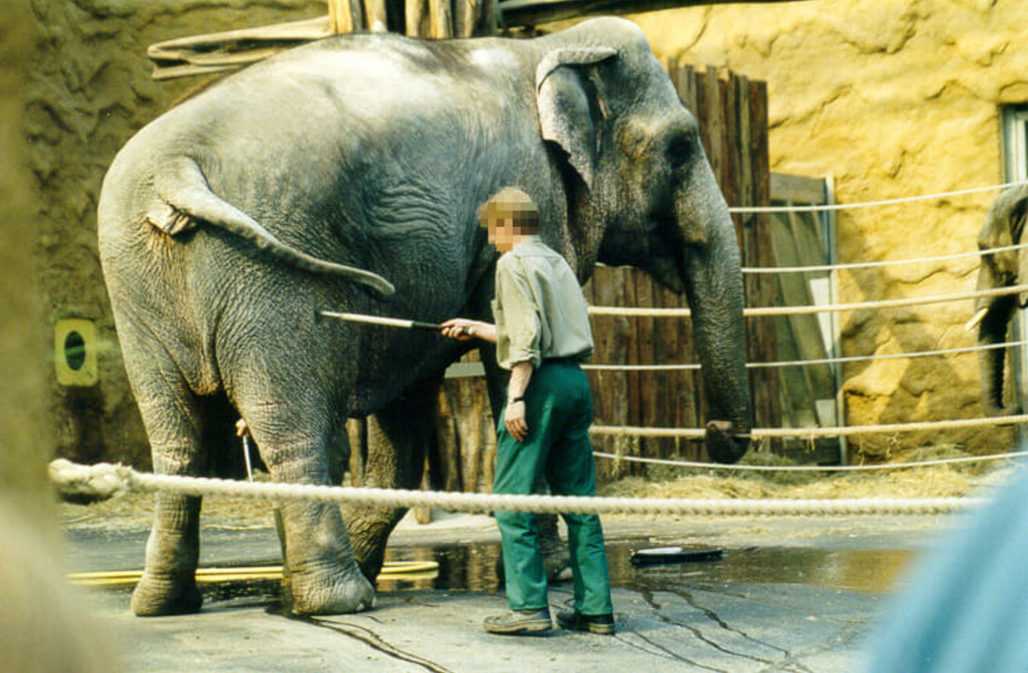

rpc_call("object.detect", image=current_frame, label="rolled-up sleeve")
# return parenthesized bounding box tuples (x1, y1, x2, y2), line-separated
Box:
(494, 255, 541, 369)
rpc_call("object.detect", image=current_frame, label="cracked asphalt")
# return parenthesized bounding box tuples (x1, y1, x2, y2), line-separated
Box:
(65, 511, 964, 673)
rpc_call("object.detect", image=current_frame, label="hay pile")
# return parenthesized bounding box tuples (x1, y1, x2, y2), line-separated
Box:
(599, 444, 1020, 503)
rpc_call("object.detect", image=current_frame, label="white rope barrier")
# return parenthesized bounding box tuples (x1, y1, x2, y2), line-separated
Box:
(590, 414, 1028, 440)
(581, 339, 1028, 372)
(593, 450, 1028, 472)
(587, 283, 1028, 318)
(728, 180, 1028, 214)
(741, 242, 1028, 275)
(47, 460, 982, 516)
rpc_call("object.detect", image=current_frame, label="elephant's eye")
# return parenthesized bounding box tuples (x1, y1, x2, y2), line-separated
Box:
(666, 135, 693, 170)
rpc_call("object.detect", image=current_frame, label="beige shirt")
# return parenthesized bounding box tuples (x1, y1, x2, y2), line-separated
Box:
(492, 236, 594, 369)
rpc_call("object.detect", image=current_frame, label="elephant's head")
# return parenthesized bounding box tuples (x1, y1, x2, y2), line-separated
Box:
(973, 184, 1028, 416)
(534, 19, 752, 462)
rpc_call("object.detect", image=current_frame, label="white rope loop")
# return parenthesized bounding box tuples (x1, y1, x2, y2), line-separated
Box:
(590, 413, 1028, 440)
(742, 242, 1028, 275)
(582, 339, 1028, 372)
(587, 283, 1028, 318)
(49, 460, 983, 517)
(728, 179, 1028, 214)
(592, 450, 1028, 472)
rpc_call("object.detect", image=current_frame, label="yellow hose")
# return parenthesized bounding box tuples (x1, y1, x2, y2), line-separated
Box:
(68, 561, 439, 587)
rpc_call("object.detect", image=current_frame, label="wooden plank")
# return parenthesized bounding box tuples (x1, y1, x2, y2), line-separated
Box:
(147, 17, 330, 59)
(479, 0, 499, 35)
(622, 270, 642, 475)
(454, 0, 479, 36)
(634, 271, 658, 464)
(497, 0, 812, 30)
(723, 70, 741, 246)
(702, 66, 726, 190)
(748, 78, 779, 453)
(771, 173, 828, 205)
(346, 418, 367, 486)
(363, 0, 389, 31)
(405, 0, 431, 36)
(328, 0, 350, 32)
(429, 0, 454, 38)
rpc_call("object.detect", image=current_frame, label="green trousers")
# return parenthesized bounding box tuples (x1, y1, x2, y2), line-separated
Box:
(494, 359, 613, 616)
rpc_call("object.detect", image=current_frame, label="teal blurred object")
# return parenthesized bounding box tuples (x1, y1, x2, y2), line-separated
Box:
(864, 468, 1028, 673)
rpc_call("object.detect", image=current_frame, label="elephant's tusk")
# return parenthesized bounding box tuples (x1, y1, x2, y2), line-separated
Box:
(965, 307, 989, 332)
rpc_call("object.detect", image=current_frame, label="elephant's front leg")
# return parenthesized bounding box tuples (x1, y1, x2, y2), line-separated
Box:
(344, 380, 439, 581)
(250, 414, 374, 615)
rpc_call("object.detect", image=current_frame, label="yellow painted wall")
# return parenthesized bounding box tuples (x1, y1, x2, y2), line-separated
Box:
(627, 0, 1028, 457)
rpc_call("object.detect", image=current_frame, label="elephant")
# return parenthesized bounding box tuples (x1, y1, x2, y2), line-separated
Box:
(973, 184, 1028, 416)
(97, 16, 752, 617)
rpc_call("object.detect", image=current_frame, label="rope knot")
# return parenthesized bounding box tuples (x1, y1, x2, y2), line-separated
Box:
(48, 459, 133, 501)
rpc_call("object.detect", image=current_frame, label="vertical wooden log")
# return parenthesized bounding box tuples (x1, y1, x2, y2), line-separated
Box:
(701, 66, 726, 189)
(429, 0, 453, 38)
(454, 0, 478, 37)
(364, 0, 389, 32)
(634, 271, 658, 465)
(478, 0, 499, 36)
(406, 0, 430, 37)
(346, 418, 367, 486)
(668, 59, 703, 460)
(329, 0, 364, 32)
(328, 0, 347, 32)
(749, 79, 778, 452)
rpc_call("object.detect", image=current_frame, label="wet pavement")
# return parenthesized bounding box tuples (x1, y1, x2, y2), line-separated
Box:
(64, 512, 962, 672)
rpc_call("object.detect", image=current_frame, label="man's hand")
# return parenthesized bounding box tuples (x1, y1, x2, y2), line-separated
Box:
(505, 400, 528, 442)
(441, 318, 479, 341)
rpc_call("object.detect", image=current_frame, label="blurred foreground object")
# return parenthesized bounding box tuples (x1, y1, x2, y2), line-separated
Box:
(864, 468, 1028, 673)
(0, 2, 119, 671)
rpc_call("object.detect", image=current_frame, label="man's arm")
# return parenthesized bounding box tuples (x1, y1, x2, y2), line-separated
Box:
(504, 361, 533, 442)
(440, 319, 497, 343)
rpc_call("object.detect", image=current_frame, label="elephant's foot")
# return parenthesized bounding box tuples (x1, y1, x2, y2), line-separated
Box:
(286, 562, 376, 616)
(343, 504, 405, 582)
(131, 573, 203, 616)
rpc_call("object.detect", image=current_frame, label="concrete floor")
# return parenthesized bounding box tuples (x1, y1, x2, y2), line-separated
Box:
(65, 512, 962, 673)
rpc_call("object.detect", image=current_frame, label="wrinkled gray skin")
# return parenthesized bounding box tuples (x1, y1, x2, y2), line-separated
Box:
(98, 17, 751, 617)
(974, 185, 1028, 416)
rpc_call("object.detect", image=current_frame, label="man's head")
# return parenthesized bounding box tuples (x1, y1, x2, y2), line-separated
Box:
(479, 187, 539, 253)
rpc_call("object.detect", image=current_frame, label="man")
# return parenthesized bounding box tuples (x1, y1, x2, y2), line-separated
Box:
(442, 187, 614, 636)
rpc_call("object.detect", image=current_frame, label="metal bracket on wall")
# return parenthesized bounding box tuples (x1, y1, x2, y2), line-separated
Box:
(54, 318, 98, 387)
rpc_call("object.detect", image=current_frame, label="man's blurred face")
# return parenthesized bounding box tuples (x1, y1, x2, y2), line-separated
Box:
(488, 215, 518, 252)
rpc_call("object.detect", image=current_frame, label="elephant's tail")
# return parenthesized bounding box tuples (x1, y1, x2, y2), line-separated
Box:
(153, 157, 395, 298)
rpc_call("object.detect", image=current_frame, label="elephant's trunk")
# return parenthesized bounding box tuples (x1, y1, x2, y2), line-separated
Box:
(676, 162, 752, 463)
(976, 293, 1018, 417)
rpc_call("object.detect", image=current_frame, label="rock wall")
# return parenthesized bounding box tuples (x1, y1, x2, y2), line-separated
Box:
(28, 0, 324, 468)
(630, 0, 1028, 457)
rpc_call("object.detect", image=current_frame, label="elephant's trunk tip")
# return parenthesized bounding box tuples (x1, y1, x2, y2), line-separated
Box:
(705, 419, 751, 464)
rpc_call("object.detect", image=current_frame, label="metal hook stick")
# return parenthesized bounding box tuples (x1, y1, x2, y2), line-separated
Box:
(317, 310, 473, 336)
(242, 435, 255, 482)
(236, 419, 255, 482)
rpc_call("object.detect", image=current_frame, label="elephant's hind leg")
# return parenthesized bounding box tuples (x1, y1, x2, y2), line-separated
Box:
(344, 380, 439, 581)
(124, 353, 206, 616)
(239, 396, 374, 616)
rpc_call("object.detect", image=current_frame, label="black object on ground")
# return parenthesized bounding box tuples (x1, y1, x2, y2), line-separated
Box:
(630, 546, 724, 566)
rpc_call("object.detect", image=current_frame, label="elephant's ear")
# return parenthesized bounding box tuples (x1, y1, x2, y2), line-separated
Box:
(536, 47, 618, 190)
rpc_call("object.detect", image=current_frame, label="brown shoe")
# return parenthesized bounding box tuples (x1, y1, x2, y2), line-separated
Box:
(556, 609, 615, 635)
(483, 608, 553, 635)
